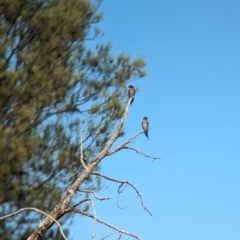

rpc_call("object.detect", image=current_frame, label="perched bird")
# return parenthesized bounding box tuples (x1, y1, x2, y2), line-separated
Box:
(128, 85, 135, 105)
(141, 117, 149, 140)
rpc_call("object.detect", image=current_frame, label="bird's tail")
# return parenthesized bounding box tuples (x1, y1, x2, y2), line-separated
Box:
(130, 98, 134, 105)
(145, 132, 149, 140)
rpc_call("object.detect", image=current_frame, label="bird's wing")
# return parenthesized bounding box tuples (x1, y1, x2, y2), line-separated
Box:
(128, 89, 131, 98)
(132, 88, 136, 96)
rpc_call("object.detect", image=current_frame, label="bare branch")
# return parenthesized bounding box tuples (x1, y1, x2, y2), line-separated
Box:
(0, 207, 68, 240)
(90, 199, 97, 240)
(71, 198, 97, 239)
(122, 146, 162, 161)
(107, 128, 165, 161)
(100, 222, 129, 240)
(117, 233, 123, 239)
(107, 130, 144, 157)
(107, 128, 162, 161)
(27, 97, 145, 239)
(116, 185, 127, 210)
(71, 208, 142, 240)
(90, 97, 133, 164)
(78, 189, 111, 201)
(72, 198, 92, 208)
(100, 231, 118, 240)
(92, 172, 155, 218)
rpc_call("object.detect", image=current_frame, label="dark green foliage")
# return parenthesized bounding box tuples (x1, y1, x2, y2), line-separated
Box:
(0, 0, 146, 238)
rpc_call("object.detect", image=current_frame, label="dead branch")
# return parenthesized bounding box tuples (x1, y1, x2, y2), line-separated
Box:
(106, 129, 162, 162)
(100, 222, 129, 240)
(116, 184, 128, 210)
(27, 98, 133, 240)
(122, 146, 161, 161)
(90, 199, 97, 240)
(71, 207, 142, 240)
(0, 207, 68, 240)
(106, 131, 144, 157)
(71, 198, 97, 239)
(117, 233, 123, 239)
(92, 172, 155, 218)
(100, 231, 118, 239)
(72, 198, 92, 208)
(78, 188, 111, 201)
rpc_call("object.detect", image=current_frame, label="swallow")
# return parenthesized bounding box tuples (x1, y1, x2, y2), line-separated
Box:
(141, 117, 149, 140)
(128, 85, 135, 105)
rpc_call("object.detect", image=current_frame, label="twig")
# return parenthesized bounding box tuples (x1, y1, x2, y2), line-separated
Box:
(71, 208, 142, 240)
(100, 223, 129, 239)
(78, 189, 111, 201)
(71, 198, 97, 239)
(0, 207, 68, 240)
(117, 233, 123, 239)
(107, 129, 163, 162)
(72, 198, 92, 208)
(90, 199, 97, 240)
(92, 172, 155, 218)
(100, 231, 117, 239)
(116, 185, 127, 210)
(122, 146, 162, 161)
(107, 131, 144, 157)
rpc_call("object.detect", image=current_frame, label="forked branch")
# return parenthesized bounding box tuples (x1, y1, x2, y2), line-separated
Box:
(26, 97, 133, 240)
(107, 130, 161, 161)
(78, 188, 111, 201)
(122, 146, 162, 161)
(92, 172, 155, 218)
(0, 207, 68, 240)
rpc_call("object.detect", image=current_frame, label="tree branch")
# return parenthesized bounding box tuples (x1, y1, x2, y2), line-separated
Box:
(107, 131, 144, 157)
(0, 207, 68, 240)
(107, 129, 165, 161)
(27, 98, 133, 239)
(92, 172, 155, 218)
(72, 198, 92, 208)
(78, 188, 111, 201)
(122, 146, 162, 161)
(71, 207, 142, 240)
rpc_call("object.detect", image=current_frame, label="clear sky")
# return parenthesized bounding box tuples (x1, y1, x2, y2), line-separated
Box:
(71, 0, 240, 239)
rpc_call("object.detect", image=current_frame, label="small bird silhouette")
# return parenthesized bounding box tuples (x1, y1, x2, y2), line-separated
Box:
(141, 117, 149, 140)
(128, 85, 135, 105)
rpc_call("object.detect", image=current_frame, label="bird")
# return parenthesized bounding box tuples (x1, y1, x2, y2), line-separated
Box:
(128, 85, 135, 105)
(141, 117, 149, 140)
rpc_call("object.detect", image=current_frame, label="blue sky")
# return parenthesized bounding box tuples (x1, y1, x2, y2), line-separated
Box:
(71, 0, 240, 239)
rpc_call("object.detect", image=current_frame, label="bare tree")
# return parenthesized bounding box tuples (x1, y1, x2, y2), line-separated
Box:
(0, 97, 162, 240)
